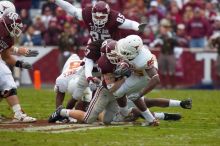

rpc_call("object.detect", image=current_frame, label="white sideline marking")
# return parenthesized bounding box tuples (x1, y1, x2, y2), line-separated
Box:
(0, 123, 133, 133)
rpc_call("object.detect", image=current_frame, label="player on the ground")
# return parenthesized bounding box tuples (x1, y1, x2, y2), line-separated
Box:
(0, 12, 36, 122)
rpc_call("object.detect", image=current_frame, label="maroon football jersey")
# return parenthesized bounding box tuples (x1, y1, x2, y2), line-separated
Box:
(0, 21, 14, 53)
(85, 40, 103, 62)
(82, 6, 125, 42)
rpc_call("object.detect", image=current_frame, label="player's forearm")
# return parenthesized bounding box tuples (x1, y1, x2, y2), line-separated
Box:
(84, 58, 94, 79)
(55, 0, 82, 20)
(118, 19, 140, 31)
(139, 75, 160, 97)
(1, 48, 17, 66)
(11, 46, 27, 56)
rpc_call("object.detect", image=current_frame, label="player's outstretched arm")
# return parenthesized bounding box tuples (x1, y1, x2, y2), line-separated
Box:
(51, 0, 83, 20)
(118, 19, 140, 31)
(12, 46, 39, 57)
(118, 19, 148, 32)
(2, 48, 32, 69)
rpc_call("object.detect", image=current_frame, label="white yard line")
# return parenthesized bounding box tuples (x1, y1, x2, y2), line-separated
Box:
(0, 123, 133, 133)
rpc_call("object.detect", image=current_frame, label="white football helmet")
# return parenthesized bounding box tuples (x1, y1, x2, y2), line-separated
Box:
(0, 1, 16, 18)
(117, 35, 143, 61)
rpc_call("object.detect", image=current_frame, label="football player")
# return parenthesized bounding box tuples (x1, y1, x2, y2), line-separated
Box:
(112, 35, 192, 125)
(0, 12, 36, 122)
(54, 53, 92, 110)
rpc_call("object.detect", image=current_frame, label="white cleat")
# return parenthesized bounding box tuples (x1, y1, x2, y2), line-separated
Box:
(13, 113, 37, 123)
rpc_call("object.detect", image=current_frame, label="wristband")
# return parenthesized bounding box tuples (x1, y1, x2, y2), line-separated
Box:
(13, 47, 19, 54)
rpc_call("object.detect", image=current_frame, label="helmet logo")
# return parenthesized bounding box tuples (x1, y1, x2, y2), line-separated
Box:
(134, 46, 139, 50)
(2, 5, 8, 11)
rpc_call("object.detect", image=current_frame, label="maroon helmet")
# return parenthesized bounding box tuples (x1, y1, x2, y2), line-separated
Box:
(92, 1, 110, 28)
(100, 39, 113, 53)
(102, 40, 121, 64)
(2, 12, 23, 37)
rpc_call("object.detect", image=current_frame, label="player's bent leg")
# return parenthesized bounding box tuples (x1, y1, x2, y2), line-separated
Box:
(0, 68, 36, 123)
(103, 100, 119, 124)
(84, 86, 109, 124)
(54, 76, 68, 108)
(132, 97, 159, 126)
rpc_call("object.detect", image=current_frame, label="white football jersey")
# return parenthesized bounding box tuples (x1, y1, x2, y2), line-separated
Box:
(130, 46, 156, 70)
(62, 54, 82, 77)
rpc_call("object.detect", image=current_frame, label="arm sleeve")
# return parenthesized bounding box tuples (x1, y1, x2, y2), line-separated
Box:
(84, 57, 94, 79)
(118, 19, 140, 31)
(55, 0, 83, 20)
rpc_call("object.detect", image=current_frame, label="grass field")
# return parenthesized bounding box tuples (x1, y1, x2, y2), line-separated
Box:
(0, 88, 220, 146)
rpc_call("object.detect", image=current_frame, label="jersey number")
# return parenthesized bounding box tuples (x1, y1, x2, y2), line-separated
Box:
(90, 31, 111, 41)
(116, 13, 125, 24)
(69, 61, 81, 70)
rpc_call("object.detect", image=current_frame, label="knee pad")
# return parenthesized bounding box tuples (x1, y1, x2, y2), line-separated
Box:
(0, 88, 17, 98)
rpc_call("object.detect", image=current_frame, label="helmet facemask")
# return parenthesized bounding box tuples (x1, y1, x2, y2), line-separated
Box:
(92, 12, 108, 28)
(92, 1, 110, 28)
(106, 49, 121, 64)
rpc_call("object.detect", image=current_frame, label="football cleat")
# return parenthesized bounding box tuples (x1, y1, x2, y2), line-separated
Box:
(13, 112, 36, 123)
(55, 117, 69, 124)
(164, 113, 182, 121)
(180, 98, 192, 109)
(48, 105, 63, 123)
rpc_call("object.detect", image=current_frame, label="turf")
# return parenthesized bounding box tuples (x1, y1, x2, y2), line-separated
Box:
(0, 88, 220, 146)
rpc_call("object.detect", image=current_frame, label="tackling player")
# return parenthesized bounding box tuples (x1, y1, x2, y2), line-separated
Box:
(112, 35, 192, 125)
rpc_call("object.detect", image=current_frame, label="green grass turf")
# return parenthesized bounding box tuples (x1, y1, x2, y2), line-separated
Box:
(0, 88, 220, 146)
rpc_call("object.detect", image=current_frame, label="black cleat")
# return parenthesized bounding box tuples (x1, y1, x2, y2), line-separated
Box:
(48, 105, 63, 123)
(164, 113, 182, 121)
(180, 98, 192, 109)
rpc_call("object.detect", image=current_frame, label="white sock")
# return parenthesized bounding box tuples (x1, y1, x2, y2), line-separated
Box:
(154, 112, 165, 120)
(169, 100, 181, 107)
(141, 109, 155, 123)
(12, 104, 22, 114)
(119, 105, 129, 116)
(60, 109, 70, 117)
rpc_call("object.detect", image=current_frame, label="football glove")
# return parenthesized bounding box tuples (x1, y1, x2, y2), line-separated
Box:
(114, 62, 131, 77)
(25, 49, 39, 57)
(138, 23, 148, 33)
